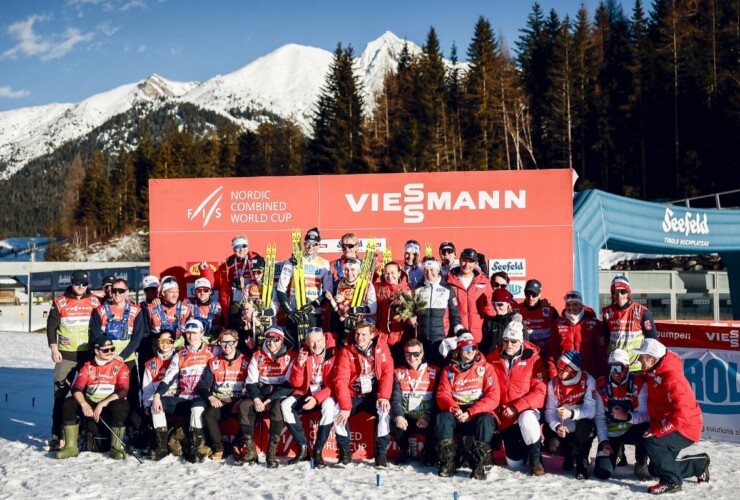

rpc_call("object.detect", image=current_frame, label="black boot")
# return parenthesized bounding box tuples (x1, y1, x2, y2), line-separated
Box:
(395, 435, 411, 465)
(575, 455, 590, 480)
(375, 451, 389, 469)
(436, 439, 456, 477)
(336, 447, 352, 468)
(469, 441, 491, 480)
(232, 434, 258, 466)
(266, 434, 280, 469)
(313, 425, 331, 469)
(187, 428, 211, 463)
(288, 444, 309, 465)
(148, 427, 169, 461)
(562, 441, 575, 471)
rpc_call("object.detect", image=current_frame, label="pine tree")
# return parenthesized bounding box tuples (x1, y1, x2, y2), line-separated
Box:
(109, 147, 138, 229)
(416, 27, 448, 170)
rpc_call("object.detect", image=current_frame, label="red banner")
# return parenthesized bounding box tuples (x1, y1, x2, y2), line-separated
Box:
(150, 170, 574, 307)
(656, 321, 740, 351)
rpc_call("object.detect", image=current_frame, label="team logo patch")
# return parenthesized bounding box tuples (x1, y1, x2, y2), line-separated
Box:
(213, 360, 220, 368)
(397, 371, 405, 379)
(181, 350, 188, 358)
(428, 369, 436, 377)
(476, 366, 485, 376)
(448, 372, 454, 381)
(605, 309, 612, 320)
(543, 307, 550, 316)
(149, 361, 156, 369)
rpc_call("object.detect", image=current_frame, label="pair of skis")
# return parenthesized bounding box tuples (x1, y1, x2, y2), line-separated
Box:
(291, 228, 310, 343)
(351, 239, 378, 307)
(252, 243, 277, 347)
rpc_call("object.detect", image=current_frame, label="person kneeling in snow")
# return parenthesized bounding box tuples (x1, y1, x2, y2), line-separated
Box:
(55, 335, 130, 460)
(544, 350, 597, 480)
(485, 316, 547, 476)
(435, 332, 499, 480)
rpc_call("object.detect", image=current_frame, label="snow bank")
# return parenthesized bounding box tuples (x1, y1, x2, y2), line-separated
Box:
(0, 331, 737, 499)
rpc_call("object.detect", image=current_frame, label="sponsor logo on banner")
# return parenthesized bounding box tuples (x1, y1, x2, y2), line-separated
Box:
(488, 258, 526, 278)
(508, 280, 526, 299)
(344, 183, 526, 224)
(661, 207, 710, 248)
(187, 186, 224, 228)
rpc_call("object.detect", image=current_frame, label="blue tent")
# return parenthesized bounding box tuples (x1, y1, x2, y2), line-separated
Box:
(573, 190, 740, 319)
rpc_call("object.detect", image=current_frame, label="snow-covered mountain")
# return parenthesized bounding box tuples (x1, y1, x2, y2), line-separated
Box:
(0, 31, 419, 180)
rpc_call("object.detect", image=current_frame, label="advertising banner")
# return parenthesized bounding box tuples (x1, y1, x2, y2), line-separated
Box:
(657, 321, 740, 443)
(150, 170, 574, 307)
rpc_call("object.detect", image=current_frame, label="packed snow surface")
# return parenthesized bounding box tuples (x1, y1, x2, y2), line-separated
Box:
(0, 331, 737, 499)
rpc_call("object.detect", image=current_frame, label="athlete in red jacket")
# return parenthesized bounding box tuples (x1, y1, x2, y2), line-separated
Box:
(214, 234, 261, 329)
(446, 248, 495, 344)
(634, 339, 709, 495)
(374, 261, 413, 351)
(281, 328, 338, 468)
(436, 332, 499, 480)
(486, 317, 547, 475)
(333, 319, 394, 468)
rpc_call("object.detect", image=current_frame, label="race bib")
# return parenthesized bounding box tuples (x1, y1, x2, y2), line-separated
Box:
(360, 376, 373, 394)
(408, 395, 423, 412)
(310, 383, 321, 395)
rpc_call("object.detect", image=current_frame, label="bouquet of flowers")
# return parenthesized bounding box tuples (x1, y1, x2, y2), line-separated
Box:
(392, 291, 426, 322)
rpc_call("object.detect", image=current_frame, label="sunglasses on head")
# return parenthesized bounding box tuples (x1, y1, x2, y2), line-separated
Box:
(492, 282, 507, 289)
(341, 243, 357, 249)
(195, 287, 210, 294)
(97, 346, 115, 353)
(111, 288, 128, 295)
(72, 280, 89, 287)
(404, 351, 422, 358)
(565, 293, 581, 300)
(615, 289, 629, 295)
(461, 345, 477, 352)
(609, 364, 627, 373)
(307, 327, 323, 335)
(219, 340, 237, 347)
(158, 338, 174, 345)
(357, 317, 375, 326)
(233, 244, 248, 250)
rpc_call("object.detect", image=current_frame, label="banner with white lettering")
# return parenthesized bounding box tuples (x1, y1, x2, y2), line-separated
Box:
(657, 321, 740, 442)
(149, 170, 574, 307)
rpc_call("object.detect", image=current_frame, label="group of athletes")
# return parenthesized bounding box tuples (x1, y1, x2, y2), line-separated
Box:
(45, 229, 710, 494)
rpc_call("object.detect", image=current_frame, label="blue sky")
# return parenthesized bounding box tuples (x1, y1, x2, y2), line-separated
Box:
(0, 0, 596, 112)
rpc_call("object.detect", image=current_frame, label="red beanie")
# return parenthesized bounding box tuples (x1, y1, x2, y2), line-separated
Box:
(492, 288, 513, 304)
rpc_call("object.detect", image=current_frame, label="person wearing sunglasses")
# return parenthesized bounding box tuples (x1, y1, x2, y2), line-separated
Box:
(602, 275, 657, 372)
(513, 279, 559, 361)
(89, 278, 146, 446)
(480, 288, 529, 356)
(390, 339, 439, 466)
(215, 234, 262, 330)
(435, 332, 499, 480)
(402, 240, 424, 288)
(333, 318, 394, 468)
(151, 320, 214, 463)
(281, 327, 338, 468)
(277, 227, 332, 346)
(136, 274, 160, 386)
(547, 290, 607, 381)
(56, 335, 130, 460)
(197, 329, 250, 461)
(46, 269, 100, 452)
(148, 275, 194, 348)
(327, 257, 377, 346)
(544, 350, 597, 480)
(438, 241, 459, 280)
(633, 339, 709, 495)
(240, 255, 278, 349)
(408, 259, 465, 368)
(446, 248, 495, 345)
(188, 276, 223, 345)
(101, 275, 116, 304)
(237, 325, 297, 467)
(140, 330, 177, 459)
(485, 317, 547, 476)
(593, 349, 651, 481)
(330, 232, 360, 286)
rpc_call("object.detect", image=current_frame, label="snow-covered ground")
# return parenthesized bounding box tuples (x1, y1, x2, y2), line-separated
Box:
(1, 331, 737, 499)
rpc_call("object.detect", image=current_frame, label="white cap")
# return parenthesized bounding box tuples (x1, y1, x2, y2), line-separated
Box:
(633, 338, 667, 358)
(405, 242, 420, 255)
(193, 277, 211, 289)
(142, 275, 159, 289)
(424, 259, 441, 271)
(160, 276, 179, 292)
(502, 319, 524, 342)
(343, 258, 361, 271)
(608, 349, 631, 366)
(184, 319, 203, 332)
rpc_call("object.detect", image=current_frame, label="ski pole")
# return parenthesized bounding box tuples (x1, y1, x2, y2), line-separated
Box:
(99, 416, 143, 464)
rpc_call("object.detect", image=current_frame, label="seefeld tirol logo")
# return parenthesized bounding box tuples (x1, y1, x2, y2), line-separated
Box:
(187, 186, 224, 228)
(345, 183, 526, 224)
(661, 207, 709, 236)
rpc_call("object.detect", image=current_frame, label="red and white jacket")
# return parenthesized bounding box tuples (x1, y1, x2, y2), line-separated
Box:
(437, 355, 500, 417)
(486, 341, 547, 429)
(334, 339, 394, 411)
(446, 269, 495, 344)
(642, 350, 702, 442)
(391, 363, 440, 420)
(545, 370, 597, 432)
(141, 352, 176, 407)
(245, 346, 296, 400)
(514, 301, 559, 358)
(288, 334, 338, 404)
(374, 278, 412, 346)
(157, 343, 214, 399)
(199, 352, 251, 400)
(73, 357, 130, 403)
(594, 373, 649, 441)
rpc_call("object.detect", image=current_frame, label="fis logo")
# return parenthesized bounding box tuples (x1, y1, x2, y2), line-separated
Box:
(187, 187, 224, 228)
